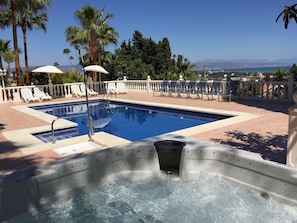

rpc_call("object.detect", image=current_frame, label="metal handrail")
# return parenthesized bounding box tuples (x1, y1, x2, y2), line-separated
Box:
(51, 114, 94, 144)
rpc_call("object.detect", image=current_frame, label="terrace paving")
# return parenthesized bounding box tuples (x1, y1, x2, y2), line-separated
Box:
(0, 92, 292, 174)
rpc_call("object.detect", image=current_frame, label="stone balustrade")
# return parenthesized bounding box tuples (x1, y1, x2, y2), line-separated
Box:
(0, 76, 296, 103)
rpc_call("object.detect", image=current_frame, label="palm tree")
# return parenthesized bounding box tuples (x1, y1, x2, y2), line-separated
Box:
(175, 55, 195, 79)
(63, 48, 70, 56)
(17, 0, 50, 85)
(2, 0, 23, 85)
(94, 24, 118, 81)
(3, 49, 15, 82)
(0, 39, 11, 69)
(10, 0, 22, 85)
(63, 48, 74, 66)
(276, 4, 297, 29)
(0, 0, 51, 86)
(65, 6, 118, 81)
(0, 5, 10, 29)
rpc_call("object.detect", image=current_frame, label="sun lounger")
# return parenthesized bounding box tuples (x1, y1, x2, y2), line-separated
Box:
(102, 82, 119, 99)
(177, 80, 187, 97)
(186, 81, 197, 97)
(107, 82, 119, 94)
(218, 80, 239, 101)
(116, 82, 127, 93)
(196, 80, 207, 99)
(168, 80, 178, 96)
(33, 87, 52, 101)
(71, 85, 86, 98)
(153, 80, 169, 96)
(21, 88, 41, 103)
(207, 81, 221, 100)
(80, 84, 98, 96)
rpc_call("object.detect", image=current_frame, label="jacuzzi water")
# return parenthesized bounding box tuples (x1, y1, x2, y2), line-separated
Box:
(5, 172, 296, 223)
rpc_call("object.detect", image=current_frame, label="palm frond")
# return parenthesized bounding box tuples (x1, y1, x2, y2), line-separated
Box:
(276, 4, 297, 29)
(276, 11, 284, 23)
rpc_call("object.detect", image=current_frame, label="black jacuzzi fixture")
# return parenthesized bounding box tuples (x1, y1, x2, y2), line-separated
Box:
(154, 140, 185, 174)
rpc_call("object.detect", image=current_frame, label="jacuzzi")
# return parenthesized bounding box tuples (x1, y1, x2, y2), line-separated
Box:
(1, 134, 297, 221)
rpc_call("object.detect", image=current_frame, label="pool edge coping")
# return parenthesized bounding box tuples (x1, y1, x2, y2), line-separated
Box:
(3, 98, 261, 155)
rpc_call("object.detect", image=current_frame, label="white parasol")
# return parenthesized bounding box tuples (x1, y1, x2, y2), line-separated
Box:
(31, 65, 63, 74)
(83, 65, 109, 74)
(31, 65, 63, 84)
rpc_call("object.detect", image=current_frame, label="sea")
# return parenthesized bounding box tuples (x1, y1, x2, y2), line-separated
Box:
(223, 66, 291, 73)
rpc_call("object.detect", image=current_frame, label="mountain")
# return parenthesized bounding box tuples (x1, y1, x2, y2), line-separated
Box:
(193, 58, 297, 70)
(10, 58, 297, 73)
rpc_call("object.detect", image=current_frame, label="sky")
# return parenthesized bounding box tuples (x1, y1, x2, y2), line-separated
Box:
(1, 0, 297, 67)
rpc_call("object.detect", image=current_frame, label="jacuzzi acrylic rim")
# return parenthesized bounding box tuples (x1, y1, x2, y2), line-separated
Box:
(1, 135, 297, 222)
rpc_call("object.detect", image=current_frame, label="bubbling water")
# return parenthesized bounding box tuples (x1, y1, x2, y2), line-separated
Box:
(6, 172, 297, 223)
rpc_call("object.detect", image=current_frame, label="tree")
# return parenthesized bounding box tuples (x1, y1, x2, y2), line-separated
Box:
(132, 31, 145, 60)
(0, 39, 11, 69)
(63, 48, 70, 56)
(0, 6, 10, 29)
(3, 49, 15, 82)
(94, 23, 118, 81)
(155, 38, 173, 75)
(290, 63, 297, 80)
(110, 30, 194, 80)
(63, 48, 74, 66)
(17, 0, 50, 85)
(65, 6, 118, 81)
(174, 55, 196, 79)
(0, 0, 23, 85)
(273, 68, 287, 81)
(276, 4, 297, 29)
(0, 0, 51, 86)
(51, 69, 83, 84)
(276, 4, 297, 82)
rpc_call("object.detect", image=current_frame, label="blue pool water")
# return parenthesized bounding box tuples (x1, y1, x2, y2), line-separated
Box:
(32, 100, 230, 143)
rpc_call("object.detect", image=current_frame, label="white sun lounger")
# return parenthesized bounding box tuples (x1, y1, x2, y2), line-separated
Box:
(20, 88, 41, 103)
(107, 83, 119, 94)
(102, 82, 119, 99)
(116, 82, 127, 94)
(71, 85, 86, 98)
(80, 84, 98, 96)
(33, 87, 52, 101)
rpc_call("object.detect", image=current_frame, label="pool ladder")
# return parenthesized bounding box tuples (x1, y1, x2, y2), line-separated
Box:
(51, 114, 94, 144)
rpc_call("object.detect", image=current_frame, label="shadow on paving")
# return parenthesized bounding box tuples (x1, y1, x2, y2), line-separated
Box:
(0, 123, 6, 131)
(234, 99, 293, 114)
(210, 130, 287, 164)
(0, 141, 41, 173)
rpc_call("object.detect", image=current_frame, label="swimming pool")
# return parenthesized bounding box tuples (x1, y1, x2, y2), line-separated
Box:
(32, 100, 231, 143)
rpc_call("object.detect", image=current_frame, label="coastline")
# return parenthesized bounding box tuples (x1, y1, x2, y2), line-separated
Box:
(223, 66, 291, 73)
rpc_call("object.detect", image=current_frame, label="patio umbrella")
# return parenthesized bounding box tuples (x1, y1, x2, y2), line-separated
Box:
(31, 65, 63, 83)
(83, 65, 108, 74)
(31, 65, 63, 74)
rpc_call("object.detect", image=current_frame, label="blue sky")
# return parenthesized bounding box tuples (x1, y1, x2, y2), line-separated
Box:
(1, 0, 297, 67)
